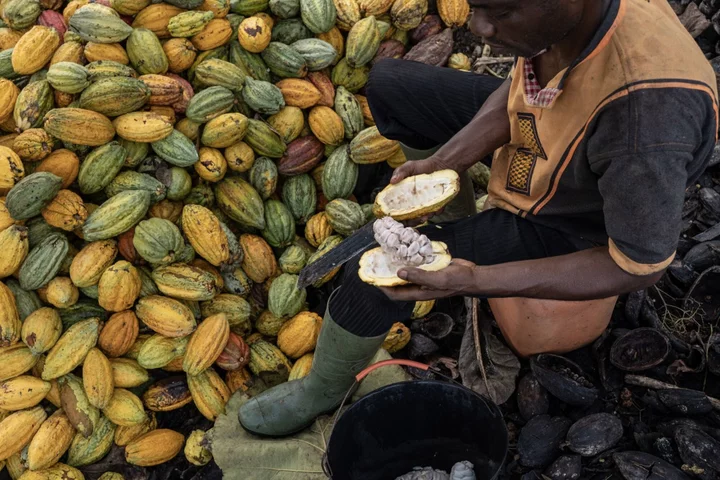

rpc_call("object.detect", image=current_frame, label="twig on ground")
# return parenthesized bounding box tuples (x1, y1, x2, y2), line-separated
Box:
(625, 374, 720, 410)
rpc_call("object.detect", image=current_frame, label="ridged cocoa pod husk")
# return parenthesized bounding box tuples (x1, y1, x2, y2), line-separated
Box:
(372, 39, 406, 65)
(403, 28, 453, 66)
(411, 14, 443, 43)
(277, 136, 325, 176)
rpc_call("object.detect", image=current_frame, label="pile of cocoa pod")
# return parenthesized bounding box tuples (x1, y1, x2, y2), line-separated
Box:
(0, 0, 475, 476)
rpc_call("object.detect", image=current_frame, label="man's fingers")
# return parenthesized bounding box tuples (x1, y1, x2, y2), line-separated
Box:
(379, 286, 448, 302)
(398, 267, 447, 288)
(450, 258, 475, 267)
(390, 163, 415, 184)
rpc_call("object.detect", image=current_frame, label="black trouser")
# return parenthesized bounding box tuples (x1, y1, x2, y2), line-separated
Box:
(331, 60, 591, 337)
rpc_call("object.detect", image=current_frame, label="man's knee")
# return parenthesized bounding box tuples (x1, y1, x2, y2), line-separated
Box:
(366, 58, 407, 107)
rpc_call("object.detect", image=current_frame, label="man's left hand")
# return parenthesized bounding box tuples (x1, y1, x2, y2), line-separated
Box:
(379, 259, 481, 301)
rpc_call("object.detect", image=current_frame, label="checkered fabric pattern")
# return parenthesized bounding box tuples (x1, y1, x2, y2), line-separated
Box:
(518, 114, 547, 159)
(507, 149, 535, 193)
(523, 59, 560, 108)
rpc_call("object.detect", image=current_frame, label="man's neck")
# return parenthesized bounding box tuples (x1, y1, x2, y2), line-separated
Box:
(534, 0, 612, 86)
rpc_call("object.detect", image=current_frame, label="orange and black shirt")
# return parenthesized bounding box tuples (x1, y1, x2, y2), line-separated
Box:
(486, 0, 719, 275)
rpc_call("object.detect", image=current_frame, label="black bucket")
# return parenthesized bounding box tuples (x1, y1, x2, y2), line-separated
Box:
(323, 360, 508, 480)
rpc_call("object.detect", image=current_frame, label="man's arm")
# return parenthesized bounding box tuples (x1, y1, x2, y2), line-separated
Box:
(381, 246, 663, 302)
(390, 77, 512, 183)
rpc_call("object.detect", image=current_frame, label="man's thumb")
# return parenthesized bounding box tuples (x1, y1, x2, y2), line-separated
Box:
(390, 163, 414, 184)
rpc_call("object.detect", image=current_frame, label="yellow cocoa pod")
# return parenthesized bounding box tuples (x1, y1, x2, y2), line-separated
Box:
(0, 281, 21, 347)
(224, 141, 255, 172)
(51, 41, 86, 66)
(447, 52, 471, 70)
(355, 94, 374, 126)
(0, 225, 28, 278)
(0, 145, 24, 195)
(98, 261, 141, 312)
(111, 358, 150, 388)
(238, 16, 270, 53)
(84, 42, 129, 64)
(386, 147, 407, 168)
(12, 128, 54, 162)
(139, 74, 183, 106)
(412, 299, 435, 319)
(69, 240, 118, 288)
(437, 0, 469, 27)
(184, 429, 212, 466)
(112, 0, 152, 16)
(45, 277, 80, 309)
(135, 295, 196, 337)
(276, 79, 321, 109)
(317, 27, 344, 63)
(349, 125, 400, 163)
(132, 4, 184, 39)
(175, 118, 201, 141)
(309, 106, 344, 145)
(267, 106, 305, 144)
(239, 234, 278, 283)
(41, 189, 87, 232)
(163, 354, 185, 372)
(36, 149, 80, 189)
(102, 388, 148, 427)
(113, 112, 173, 143)
(83, 348, 115, 409)
(144, 106, 176, 124)
(187, 368, 230, 421)
(0, 406, 47, 462)
(163, 38, 197, 74)
(0, 376, 51, 410)
(99, 473, 125, 480)
(114, 412, 156, 447)
(288, 352, 314, 380)
(125, 429, 184, 467)
(0, 28, 23, 50)
(359, 0, 394, 16)
(0, 344, 38, 382)
(182, 204, 229, 267)
(42, 318, 101, 381)
(191, 18, 232, 51)
(148, 199, 184, 223)
(0, 133, 18, 149)
(195, 147, 227, 183)
(98, 310, 139, 358)
(26, 410, 75, 471)
(277, 311, 323, 359)
(0, 79, 19, 124)
(21, 307, 62, 355)
(201, 113, 248, 149)
(382, 322, 411, 353)
(305, 212, 333, 247)
(33, 356, 62, 408)
(11, 26, 60, 75)
(64, 0, 90, 22)
(199, 0, 230, 17)
(43, 108, 116, 147)
(224, 367, 254, 393)
(183, 313, 229, 376)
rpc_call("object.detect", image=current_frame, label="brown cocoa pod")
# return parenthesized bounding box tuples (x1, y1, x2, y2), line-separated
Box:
(117, 228, 142, 265)
(277, 136, 325, 176)
(372, 40, 407, 65)
(403, 28, 454, 66)
(410, 15, 443, 43)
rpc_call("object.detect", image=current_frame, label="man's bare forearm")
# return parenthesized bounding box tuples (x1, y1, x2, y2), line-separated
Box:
(433, 78, 512, 171)
(472, 247, 663, 301)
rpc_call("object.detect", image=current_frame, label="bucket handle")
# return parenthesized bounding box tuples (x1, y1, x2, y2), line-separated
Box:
(355, 359, 430, 382)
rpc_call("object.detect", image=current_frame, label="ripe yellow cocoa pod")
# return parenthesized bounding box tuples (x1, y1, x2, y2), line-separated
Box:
(0, 376, 51, 411)
(44, 277, 80, 309)
(0, 344, 38, 382)
(135, 295, 197, 337)
(98, 261, 141, 312)
(191, 18, 232, 51)
(277, 311, 323, 359)
(42, 189, 88, 232)
(51, 41, 86, 66)
(0, 281, 21, 347)
(17, 463, 84, 479)
(102, 388, 148, 427)
(224, 141, 255, 172)
(84, 42, 130, 64)
(238, 17, 271, 53)
(42, 318, 101, 380)
(195, 147, 227, 183)
(36, 149, 80, 189)
(114, 411, 156, 447)
(26, 410, 75, 471)
(276, 79, 322, 109)
(239, 234, 278, 283)
(0, 225, 28, 278)
(0, 406, 47, 462)
(187, 368, 230, 421)
(412, 299, 435, 319)
(183, 313, 230, 376)
(0, 79, 19, 124)
(21, 307, 62, 355)
(83, 348, 115, 409)
(437, 0, 469, 27)
(125, 429, 184, 466)
(113, 112, 173, 143)
(288, 352, 314, 380)
(69, 240, 118, 288)
(164, 38, 197, 74)
(305, 212, 334, 247)
(184, 429, 212, 466)
(0, 145, 24, 196)
(110, 358, 150, 388)
(11, 26, 60, 75)
(309, 106, 345, 145)
(182, 205, 230, 267)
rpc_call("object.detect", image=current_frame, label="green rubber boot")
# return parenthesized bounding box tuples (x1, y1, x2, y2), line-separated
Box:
(238, 299, 388, 437)
(400, 143, 477, 222)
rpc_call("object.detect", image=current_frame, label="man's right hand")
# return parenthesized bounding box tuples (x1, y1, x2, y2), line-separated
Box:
(389, 156, 455, 184)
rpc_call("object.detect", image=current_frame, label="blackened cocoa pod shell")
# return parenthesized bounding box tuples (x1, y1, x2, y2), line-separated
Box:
(613, 451, 691, 480)
(403, 28, 454, 67)
(517, 415, 572, 468)
(410, 14, 443, 43)
(609, 327, 671, 372)
(675, 426, 720, 476)
(545, 455, 581, 480)
(407, 333, 439, 359)
(142, 376, 193, 412)
(516, 373, 550, 421)
(566, 413, 623, 457)
(371, 40, 407, 66)
(410, 312, 453, 340)
(530, 354, 599, 407)
(657, 388, 713, 415)
(277, 136, 325, 176)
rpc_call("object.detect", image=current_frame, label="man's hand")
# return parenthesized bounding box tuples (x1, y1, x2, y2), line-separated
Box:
(390, 156, 455, 184)
(379, 258, 480, 301)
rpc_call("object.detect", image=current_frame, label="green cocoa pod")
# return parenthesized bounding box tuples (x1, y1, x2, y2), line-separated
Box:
(331, 58, 369, 93)
(282, 174, 316, 223)
(5, 172, 62, 220)
(47, 62, 90, 94)
(82, 191, 152, 241)
(271, 19, 312, 45)
(78, 141, 127, 194)
(244, 118, 286, 158)
(68, 4, 133, 43)
(261, 42, 307, 78)
(14, 80, 54, 130)
(167, 10, 215, 38)
(185, 86, 235, 123)
(268, 273, 306, 318)
(19, 232, 69, 290)
(133, 218, 185, 266)
(346, 16, 381, 68)
(322, 144, 357, 200)
(155, 165, 192, 201)
(262, 199, 295, 248)
(126, 28, 168, 75)
(2, 0, 42, 30)
(325, 198, 365, 235)
(150, 129, 200, 168)
(228, 41, 270, 82)
(242, 78, 285, 115)
(291, 38, 337, 71)
(105, 171, 167, 204)
(249, 156, 278, 200)
(334, 86, 364, 139)
(300, 0, 336, 34)
(5, 278, 43, 321)
(270, 0, 300, 18)
(215, 176, 265, 230)
(79, 77, 151, 117)
(195, 58, 246, 92)
(230, 0, 269, 15)
(86, 60, 138, 82)
(279, 245, 307, 274)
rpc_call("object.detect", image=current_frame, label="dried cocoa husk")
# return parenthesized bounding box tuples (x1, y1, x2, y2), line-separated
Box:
(403, 28, 453, 66)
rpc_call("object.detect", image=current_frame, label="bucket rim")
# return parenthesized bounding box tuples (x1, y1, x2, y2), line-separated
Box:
(323, 379, 509, 480)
